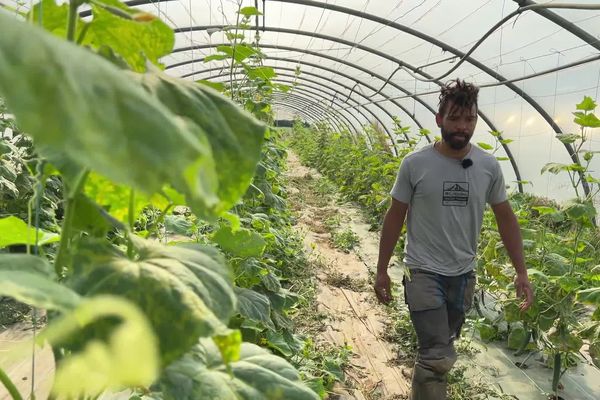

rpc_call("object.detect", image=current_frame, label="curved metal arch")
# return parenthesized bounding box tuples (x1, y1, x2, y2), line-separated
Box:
(255, 0, 582, 193)
(271, 94, 355, 136)
(273, 102, 324, 126)
(171, 51, 427, 142)
(272, 96, 371, 143)
(170, 43, 433, 131)
(229, 81, 360, 138)
(208, 71, 394, 144)
(273, 102, 320, 124)
(513, 0, 600, 52)
(170, 42, 523, 191)
(79, 0, 177, 17)
(266, 89, 353, 134)
(191, 64, 416, 143)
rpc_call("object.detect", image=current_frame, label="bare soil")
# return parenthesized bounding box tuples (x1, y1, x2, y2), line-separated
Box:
(285, 151, 410, 400)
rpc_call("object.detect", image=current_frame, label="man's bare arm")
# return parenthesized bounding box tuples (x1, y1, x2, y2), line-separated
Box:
(374, 198, 408, 304)
(492, 200, 534, 310)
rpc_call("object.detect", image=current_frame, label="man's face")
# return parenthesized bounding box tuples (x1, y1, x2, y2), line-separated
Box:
(436, 102, 478, 150)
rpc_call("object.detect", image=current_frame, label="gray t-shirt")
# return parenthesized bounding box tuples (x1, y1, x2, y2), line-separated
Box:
(390, 143, 507, 276)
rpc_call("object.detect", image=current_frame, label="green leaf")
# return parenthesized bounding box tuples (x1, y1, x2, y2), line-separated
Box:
(495, 156, 509, 161)
(584, 151, 596, 162)
(212, 329, 242, 365)
(477, 142, 494, 150)
(211, 226, 266, 257)
(541, 162, 569, 175)
(83, 1, 174, 71)
(274, 83, 291, 93)
(499, 139, 513, 145)
(247, 66, 277, 80)
(225, 32, 246, 41)
(0, 14, 220, 211)
(204, 54, 229, 62)
(507, 324, 528, 350)
(503, 302, 522, 323)
(158, 338, 320, 400)
(566, 163, 586, 172)
(532, 206, 558, 216)
(67, 236, 236, 365)
(197, 80, 226, 92)
(573, 111, 600, 128)
(71, 193, 116, 238)
(0, 253, 54, 277)
(576, 96, 597, 111)
(0, 270, 80, 312)
(29, 0, 73, 38)
(555, 134, 580, 144)
(42, 296, 159, 399)
(134, 71, 266, 218)
(217, 44, 260, 63)
(84, 173, 166, 223)
(239, 6, 263, 17)
(234, 286, 274, 329)
(489, 130, 501, 137)
(0, 216, 60, 248)
(477, 322, 498, 342)
(164, 215, 194, 236)
(564, 199, 596, 222)
(578, 287, 600, 305)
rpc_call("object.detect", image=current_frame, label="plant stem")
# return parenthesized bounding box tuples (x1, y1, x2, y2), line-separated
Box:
(230, 2, 243, 100)
(66, 0, 80, 42)
(127, 189, 135, 259)
(570, 223, 583, 275)
(552, 352, 562, 393)
(54, 170, 89, 277)
(0, 367, 23, 400)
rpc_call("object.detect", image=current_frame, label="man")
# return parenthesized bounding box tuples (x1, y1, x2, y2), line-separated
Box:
(374, 79, 534, 400)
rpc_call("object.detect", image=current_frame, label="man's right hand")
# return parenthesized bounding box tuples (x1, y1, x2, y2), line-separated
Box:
(374, 272, 392, 304)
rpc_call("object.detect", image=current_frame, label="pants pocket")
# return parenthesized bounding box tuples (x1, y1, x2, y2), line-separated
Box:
(463, 270, 477, 312)
(403, 270, 444, 312)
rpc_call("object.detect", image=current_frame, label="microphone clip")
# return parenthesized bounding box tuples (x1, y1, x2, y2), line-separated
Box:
(461, 158, 473, 169)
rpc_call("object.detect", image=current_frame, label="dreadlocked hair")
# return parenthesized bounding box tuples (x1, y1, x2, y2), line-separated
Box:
(438, 79, 479, 116)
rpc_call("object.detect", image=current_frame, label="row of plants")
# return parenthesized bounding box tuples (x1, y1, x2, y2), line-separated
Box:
(288, 99, 600, 397)
(0, 1, 344, 399)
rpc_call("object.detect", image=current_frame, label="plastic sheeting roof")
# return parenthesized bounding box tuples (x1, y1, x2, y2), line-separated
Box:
(6, 0, 600, 203)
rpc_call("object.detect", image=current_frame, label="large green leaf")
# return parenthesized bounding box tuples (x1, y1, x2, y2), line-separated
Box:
(83, 2, 174, 72)
(29, 0, 74, 38)
(216, 44, 260, 63)
(234, 286, 274, 329)
(0, 13, 220, 214)
(135, 71, 266, 216)
(0, 269, 80, 312)
(157, 338, 320, 400)
(211, 225, 266, 257)
(576, 96, 597, 111)
(84, 172, 169, 223)
(0, 253, 54, 277)
(573, 111, 600, 128)
(67, 236, 236, 365)
(578, 287, 600, 305)
(41, 296, 159, 399)
(0, 216, 60, 248)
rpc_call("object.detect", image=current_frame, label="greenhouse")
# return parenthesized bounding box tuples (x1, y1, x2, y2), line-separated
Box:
(1, 0, 600, 399)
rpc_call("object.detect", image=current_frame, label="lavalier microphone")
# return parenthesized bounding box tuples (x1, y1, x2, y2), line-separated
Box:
(461, 158, 473, 169)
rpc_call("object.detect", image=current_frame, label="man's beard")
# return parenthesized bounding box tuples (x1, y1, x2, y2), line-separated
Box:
(441, 127, 471, 150)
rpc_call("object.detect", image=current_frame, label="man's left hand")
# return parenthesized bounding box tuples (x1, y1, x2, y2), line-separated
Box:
(514, 273, 534, 311)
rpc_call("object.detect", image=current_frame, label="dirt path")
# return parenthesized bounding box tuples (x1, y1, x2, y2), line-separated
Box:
(0, 320, 53, 400)
(285, 151, 410, 399)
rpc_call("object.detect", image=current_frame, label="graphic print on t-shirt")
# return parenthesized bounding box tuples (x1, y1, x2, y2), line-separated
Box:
(443, 181, 469, 206)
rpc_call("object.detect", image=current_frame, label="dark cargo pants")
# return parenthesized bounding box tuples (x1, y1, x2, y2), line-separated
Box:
(402, 269, 476, 400)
